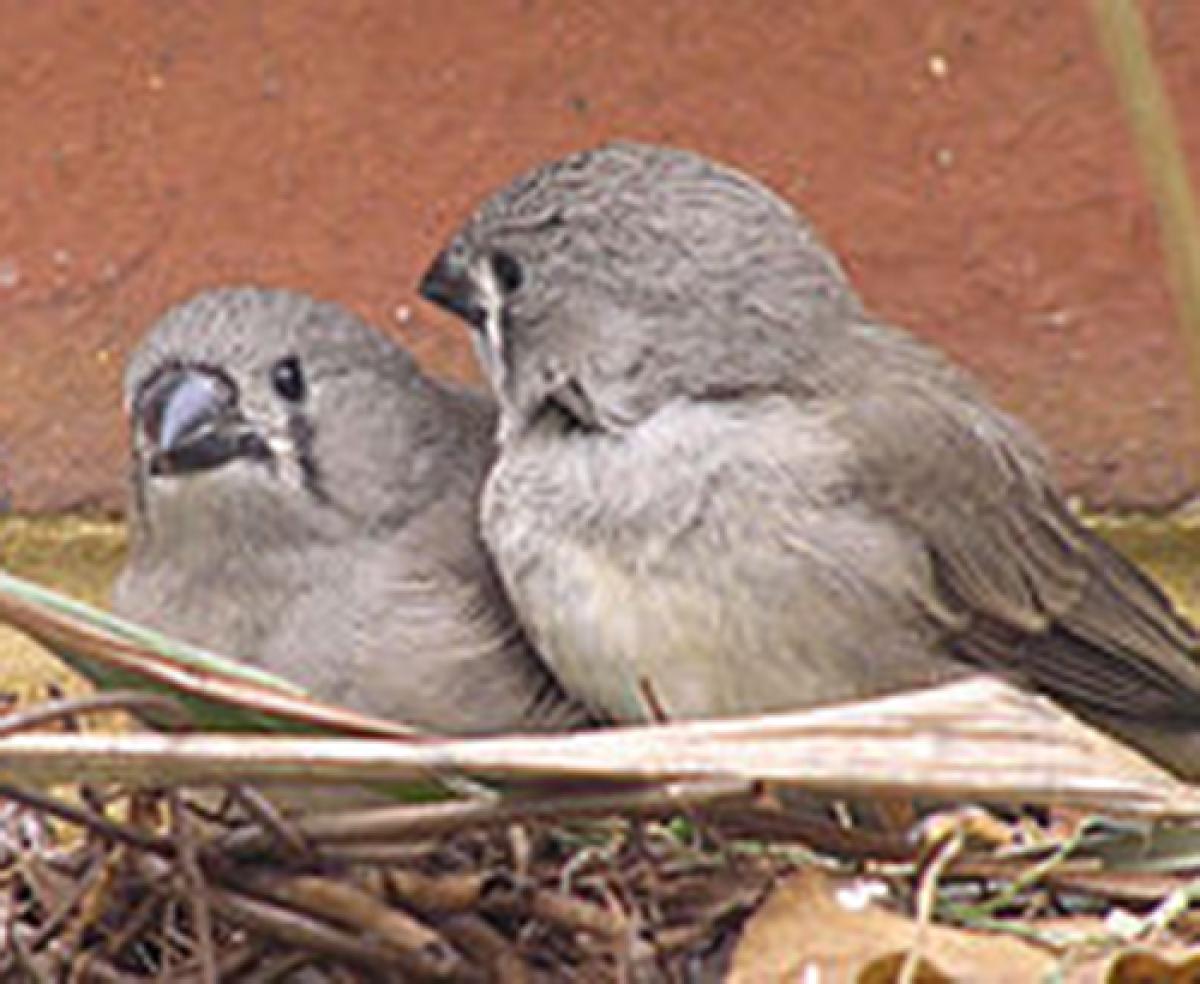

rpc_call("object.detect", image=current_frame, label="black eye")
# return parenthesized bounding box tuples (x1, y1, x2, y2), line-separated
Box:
(491, 250, 525, 295)
(270, 355, 306, 402)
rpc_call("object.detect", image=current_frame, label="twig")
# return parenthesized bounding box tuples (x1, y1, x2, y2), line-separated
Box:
(93, 883, 164, 969)
(0, 691, 191, 736)
(439, 913, 530, 984)
(901, 826, 967, 984)
(384, 869, 490, 914)
(236, 873, 472, 981)
(5, 924, 53, 984)
(482, 878, 628, 939)
(0, 784, 175, 856)
(707, 792, 920, 861)
(299, 842, 435, 865)
(25, 855, 105, 954)
(221, 779, 753, 857)
(205, 941, 265, 982)
(168, 792, 218, 984)
(205, 884, 415, 975)
(948, 816, 1100, 921)
(226, 784, 312, 861)
(1126, 873, 1200, 942)
(238, 950, 322, 983)
(65, 950, 129, 983)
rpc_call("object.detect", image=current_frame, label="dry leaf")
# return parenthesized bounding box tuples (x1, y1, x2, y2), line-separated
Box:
(2, 677, 1199, 822)
(728, 869, 1055, 983)
(1078, 949, 1200, 983)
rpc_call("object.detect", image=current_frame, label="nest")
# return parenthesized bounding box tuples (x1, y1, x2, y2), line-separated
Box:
(8, 772, 1200, 983)
(3, 680, 1200, 980)
(1, 779, 791, 982)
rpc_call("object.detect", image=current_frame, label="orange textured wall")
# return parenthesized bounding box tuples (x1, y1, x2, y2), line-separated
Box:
(2, 0, 1199, 512)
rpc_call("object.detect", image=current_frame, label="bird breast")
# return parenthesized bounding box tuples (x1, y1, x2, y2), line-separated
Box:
(482, 395, 957, 723)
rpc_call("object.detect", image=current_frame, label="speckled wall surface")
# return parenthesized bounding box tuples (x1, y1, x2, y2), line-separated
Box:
(2, 0, 1198, 513)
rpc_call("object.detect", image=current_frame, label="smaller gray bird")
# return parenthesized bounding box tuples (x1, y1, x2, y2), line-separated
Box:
(114, 286, 589, 735)
(419, 142, 1200, 779)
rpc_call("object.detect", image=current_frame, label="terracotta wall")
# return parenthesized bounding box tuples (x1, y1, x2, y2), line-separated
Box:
(2, 0, 1199, 513)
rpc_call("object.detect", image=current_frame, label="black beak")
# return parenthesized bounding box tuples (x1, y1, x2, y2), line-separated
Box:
(138, 368, 260, 476)
(419, 249, 487, 330)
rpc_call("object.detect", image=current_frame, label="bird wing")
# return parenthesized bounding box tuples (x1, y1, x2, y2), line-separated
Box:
(834, 363, 1200, 723)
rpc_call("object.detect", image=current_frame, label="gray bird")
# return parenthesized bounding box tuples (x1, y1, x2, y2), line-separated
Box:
(114, 286, 590, 735)
(419, 141, 1200, 778)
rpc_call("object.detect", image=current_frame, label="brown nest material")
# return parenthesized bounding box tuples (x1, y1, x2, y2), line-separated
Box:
(4, 685, 1200, 980)
(0, 780, 795, 982)
(9, 778, 1200, 983)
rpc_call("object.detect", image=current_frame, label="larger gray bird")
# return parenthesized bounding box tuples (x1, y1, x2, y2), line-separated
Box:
(419, 141, 1200, 778)
(114, 286, 589, 735)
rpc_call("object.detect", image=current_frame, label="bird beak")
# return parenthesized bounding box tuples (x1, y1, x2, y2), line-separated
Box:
(138, 368, 251, 477)
(420, 246, 511, 397)
(418, 249, 487, 331)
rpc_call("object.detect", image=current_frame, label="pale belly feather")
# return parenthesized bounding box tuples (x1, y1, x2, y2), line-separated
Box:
(485, 397, 959, 724)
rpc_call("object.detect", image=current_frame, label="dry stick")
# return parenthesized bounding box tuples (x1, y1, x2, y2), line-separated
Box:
(0, 881, 20, 981)
(226, 784, 312, 860)
(64, 952, 129, 984)
(91, 874, 166, 968)
(25, 855, 106, 955)
(4, 923, 51, 984)
(706, 796, 918, 861)
(384, 869, 491, 915)
(656, 862, 775, 954)
(304, 842, 436, 865)
(900, 828, 968, 984)
(626, 675, 753, 952)
(204, 942, 264, 982)
(240, 950, 320, 984)
(439, 913, 530, 984)
(205, 885, 415, 976)
(530, 886, 629, 940)
(482, 878, 628, 939)
(954, 818, 1097, 922)
(130, 854, 325, 983)
(168, 792, 218, 984)
(0, 784, 175, 857)
(1093, 0, 1200, 391)
(0, 691, 190, 737)
(585, 834, 659, 974)
(134, 847, 406, 976)
(157, 895, 184, 982)
(236, 873, 472, 981)
(651, 893, 756, 960)
(221, 779, 753, 857)
(507, 823, 533, 883)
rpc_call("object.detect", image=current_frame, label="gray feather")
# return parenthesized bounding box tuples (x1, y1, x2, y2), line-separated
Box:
(422, 142, 1200, 776)
(115, 286, 590, 735)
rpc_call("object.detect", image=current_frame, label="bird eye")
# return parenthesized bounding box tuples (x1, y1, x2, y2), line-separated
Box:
(491, 250, 525, 295)
(270, 355, 306, 402)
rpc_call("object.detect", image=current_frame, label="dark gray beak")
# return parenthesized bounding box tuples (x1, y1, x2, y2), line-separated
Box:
(138, 368, 262, 476)
(419, 249, 487, 331)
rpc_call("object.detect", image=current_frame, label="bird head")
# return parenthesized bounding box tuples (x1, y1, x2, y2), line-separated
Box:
(125, 287, 455, 541)
(419, 142, 861, 439)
